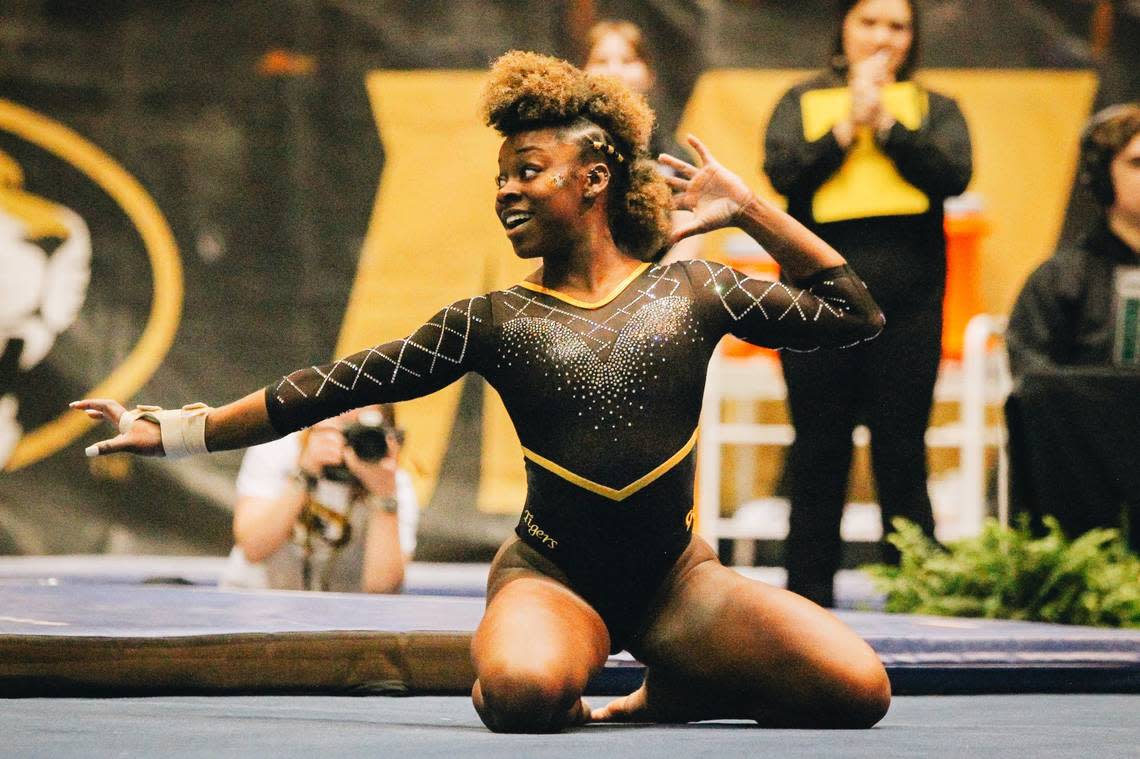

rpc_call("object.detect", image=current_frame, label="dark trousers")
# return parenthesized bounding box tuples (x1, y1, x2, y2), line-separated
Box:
(780, 307, 942, 607)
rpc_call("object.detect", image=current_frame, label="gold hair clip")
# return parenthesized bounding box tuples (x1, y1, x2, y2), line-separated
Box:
(590, 140, 625, 163)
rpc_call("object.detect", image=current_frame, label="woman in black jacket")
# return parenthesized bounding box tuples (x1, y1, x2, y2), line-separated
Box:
(764, 0, 972, 607)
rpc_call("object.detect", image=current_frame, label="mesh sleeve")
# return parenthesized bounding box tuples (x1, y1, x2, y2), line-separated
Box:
(264, 295, 491, 434)
(685, 260, 884, 352)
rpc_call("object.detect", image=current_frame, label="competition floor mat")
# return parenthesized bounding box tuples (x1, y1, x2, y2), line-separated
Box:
(0, 555, 883, 605)
(3, 575, 1139, 697)
(5, 695, 1140, 759)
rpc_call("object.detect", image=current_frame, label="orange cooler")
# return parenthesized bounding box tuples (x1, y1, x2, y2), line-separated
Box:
(942, 193, 987, 360)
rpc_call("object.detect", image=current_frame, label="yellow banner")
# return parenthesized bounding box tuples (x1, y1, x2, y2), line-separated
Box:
(339, 71, 531, 513)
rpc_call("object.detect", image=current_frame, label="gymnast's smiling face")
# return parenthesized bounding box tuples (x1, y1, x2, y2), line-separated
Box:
(495, 128, 605, 260)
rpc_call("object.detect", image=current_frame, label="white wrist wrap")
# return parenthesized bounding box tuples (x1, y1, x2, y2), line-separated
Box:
(119, 403, 212, 459)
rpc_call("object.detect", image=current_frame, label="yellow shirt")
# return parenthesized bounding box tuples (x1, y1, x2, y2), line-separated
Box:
(801, 81, 931, 223)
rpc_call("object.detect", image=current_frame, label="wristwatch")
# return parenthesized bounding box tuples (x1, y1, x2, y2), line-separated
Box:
(363, 494, 400, 514)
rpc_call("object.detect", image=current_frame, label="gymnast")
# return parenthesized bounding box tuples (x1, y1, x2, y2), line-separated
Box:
(74, 51, 891, 733)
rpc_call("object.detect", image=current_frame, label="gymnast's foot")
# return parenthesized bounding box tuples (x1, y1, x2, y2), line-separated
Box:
(590, 680, 700, 724)
(568, 697, 593, 727)
(591, 668, 758, 725)
(590, 684, 659, 723)
(592, 674, 868, 728)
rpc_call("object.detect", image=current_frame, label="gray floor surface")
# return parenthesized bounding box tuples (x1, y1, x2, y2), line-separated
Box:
(2, 694, 1137, 758)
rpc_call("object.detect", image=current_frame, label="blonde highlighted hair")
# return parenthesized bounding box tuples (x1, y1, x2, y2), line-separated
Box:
(481, 50, 672, 260)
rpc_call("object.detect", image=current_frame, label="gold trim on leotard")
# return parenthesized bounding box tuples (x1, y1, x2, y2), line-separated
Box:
(516, 262, 651, 310)
(521, 427, 697, 501)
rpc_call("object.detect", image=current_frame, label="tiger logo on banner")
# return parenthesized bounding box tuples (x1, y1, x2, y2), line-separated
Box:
(0, 148, 91, 468)
(0, 100, 182, 472)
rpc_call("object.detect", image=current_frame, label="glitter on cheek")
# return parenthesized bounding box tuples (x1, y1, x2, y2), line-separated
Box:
(549, 174, 566, 188)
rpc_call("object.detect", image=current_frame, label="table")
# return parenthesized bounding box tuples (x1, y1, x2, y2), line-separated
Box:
(1006, 366, 1140, 548)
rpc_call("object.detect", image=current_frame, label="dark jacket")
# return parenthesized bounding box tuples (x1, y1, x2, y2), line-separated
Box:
(764, 72, 972, 316)
(1006, 223, 1140, 378)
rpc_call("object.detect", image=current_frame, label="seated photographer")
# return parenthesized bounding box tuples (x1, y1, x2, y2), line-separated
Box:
(1005, 103, 1140, 548)
(219, 403, 419, 593)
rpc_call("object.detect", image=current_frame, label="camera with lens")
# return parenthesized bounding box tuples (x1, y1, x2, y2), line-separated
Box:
(320, 409, 391, 484)
(295, 409, 404, 580)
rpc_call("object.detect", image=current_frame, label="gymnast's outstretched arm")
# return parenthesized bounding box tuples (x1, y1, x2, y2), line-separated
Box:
(71, 390, 278, 458)
(73, 295, 491, 458)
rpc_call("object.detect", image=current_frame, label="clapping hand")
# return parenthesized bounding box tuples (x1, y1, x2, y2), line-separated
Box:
(849, 51, 891, 130)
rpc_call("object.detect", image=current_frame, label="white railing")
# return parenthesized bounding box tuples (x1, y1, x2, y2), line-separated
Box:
(960, 314, 1011, 529)
(697, 313, 1012, 555)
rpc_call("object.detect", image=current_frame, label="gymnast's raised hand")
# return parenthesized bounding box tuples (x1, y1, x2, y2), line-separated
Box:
(660, 135, 757, 245)
(663, 134, 845, 282)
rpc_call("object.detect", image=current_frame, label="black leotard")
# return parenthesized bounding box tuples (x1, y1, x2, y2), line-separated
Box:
(265, 260, 882, 646)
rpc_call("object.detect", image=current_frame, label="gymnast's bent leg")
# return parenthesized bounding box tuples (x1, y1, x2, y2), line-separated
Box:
(595, 537, 890, 728)
(471, 538, 611, 733)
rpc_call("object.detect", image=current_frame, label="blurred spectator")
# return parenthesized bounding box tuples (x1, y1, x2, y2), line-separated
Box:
(220, 404, 418, 592)
(1007, 103, 1140, 375)
(583, 19, 701, 262)
(1005, 103, 1140, 549)
(584, 20, 675, 158)
(763, 0, 971, 606)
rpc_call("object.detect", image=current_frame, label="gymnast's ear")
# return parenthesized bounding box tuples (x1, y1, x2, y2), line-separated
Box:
(583, 162, 611, 199)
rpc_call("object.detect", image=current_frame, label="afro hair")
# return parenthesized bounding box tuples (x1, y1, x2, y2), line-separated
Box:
(481, 50, 672, 260)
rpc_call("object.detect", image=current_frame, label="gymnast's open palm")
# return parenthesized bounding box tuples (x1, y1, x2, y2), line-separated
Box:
(69, 398, 164, 457)
(660, 135, 756, 245)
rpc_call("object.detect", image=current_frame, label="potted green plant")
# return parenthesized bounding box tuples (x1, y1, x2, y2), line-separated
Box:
(864, 516, 1140, 627)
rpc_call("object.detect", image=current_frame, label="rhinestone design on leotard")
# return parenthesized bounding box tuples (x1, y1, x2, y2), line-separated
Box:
(266, 260, 882, 492)
(499, 296, 703, 441)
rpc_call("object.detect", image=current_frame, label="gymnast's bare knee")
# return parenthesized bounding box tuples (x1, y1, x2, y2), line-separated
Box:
(472, 659, 589, 733)
(821, 657, 892, 728)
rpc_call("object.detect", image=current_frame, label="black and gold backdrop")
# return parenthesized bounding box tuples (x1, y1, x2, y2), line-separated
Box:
(0, 0, 1135, 557)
